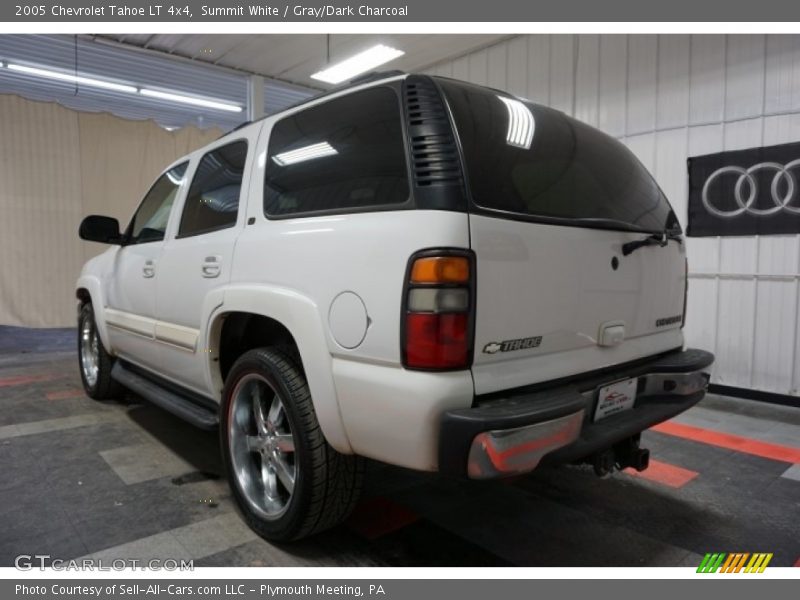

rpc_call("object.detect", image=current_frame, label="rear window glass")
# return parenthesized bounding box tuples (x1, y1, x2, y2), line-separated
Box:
(439, 79, 679, 233)
(264, 87, 409, 217)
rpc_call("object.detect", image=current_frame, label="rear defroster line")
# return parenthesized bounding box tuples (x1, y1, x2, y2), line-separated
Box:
(651, 421, 800, 464)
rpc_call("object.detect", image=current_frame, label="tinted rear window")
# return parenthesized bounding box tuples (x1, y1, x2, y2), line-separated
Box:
(264, 86, 409, 218)
(439, 79, 678, 233)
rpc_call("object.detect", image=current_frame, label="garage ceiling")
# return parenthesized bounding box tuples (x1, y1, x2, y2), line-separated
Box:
(0, 34, 508, 132)
(97, 34, 511, 89)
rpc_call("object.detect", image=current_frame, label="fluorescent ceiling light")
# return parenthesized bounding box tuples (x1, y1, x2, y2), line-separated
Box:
(2, 61, 243, 113)
(311, 44, 405, 84)
(498, 96, 535, 150)
(5, 63, 137, 93)
(140, 88, 242, 113)
(272, 142, 338, 166)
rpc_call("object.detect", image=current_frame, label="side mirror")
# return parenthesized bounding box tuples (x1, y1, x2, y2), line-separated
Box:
(79, 215, 123, 244)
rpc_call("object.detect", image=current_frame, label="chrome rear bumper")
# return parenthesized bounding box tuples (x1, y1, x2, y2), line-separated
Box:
(439, 349, 714, 479)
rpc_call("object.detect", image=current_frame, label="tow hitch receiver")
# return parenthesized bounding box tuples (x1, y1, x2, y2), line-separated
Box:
(587, 434, 650, 477)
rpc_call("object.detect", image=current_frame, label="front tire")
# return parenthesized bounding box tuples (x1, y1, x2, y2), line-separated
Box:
(78, 302, 122, 400)
(220, 347, 364, 541)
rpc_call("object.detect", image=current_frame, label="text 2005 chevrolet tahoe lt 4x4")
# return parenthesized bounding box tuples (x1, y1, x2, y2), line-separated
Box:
(76, 73, 714, 541)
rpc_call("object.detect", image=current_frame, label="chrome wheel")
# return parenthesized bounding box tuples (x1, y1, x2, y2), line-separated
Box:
(228, 373, 297, 520)
(79, 312, 99, 388)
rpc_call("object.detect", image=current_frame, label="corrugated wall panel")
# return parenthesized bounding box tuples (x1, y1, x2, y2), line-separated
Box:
(654, 128, 689, 226)
(764, 35, 800, 114)
(526, 35, 550, 105)
(752, 280, 797, 393)
(725, 35, 766, 122)
(488, 43, 508, 90)
(689, 35, 726, 125)
(549, 35, 574, 114)
(506, 37, 528, 98)
(425, 33, 800, 398)
(598, 36, 627, 137)
(574, 35, 600, 128)
(656, 35, 691, 130)
(626, 35, 657, 135)
(468, 49, 489, 86)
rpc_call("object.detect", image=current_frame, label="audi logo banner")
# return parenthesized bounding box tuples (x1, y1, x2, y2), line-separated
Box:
(687, 141, 800, 236)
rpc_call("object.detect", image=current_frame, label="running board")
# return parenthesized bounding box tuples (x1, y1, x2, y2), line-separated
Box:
(111, 363, 219, 430)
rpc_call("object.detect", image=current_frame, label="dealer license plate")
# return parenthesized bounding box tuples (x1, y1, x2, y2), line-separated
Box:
(594, 377, 638, 422)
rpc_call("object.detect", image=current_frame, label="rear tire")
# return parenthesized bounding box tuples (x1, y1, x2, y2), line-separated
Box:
(77, 302, 123, 400)
(220, 347, 364, 541)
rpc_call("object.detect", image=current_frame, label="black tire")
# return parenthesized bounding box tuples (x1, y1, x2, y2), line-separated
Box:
(77, 302, 123, 400)
(220, 347, 364, 541)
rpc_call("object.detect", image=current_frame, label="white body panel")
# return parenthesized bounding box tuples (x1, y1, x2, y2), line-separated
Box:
(76, 74, 689, 472)
(104, 243, 164, 372)
(470, 215, 687, 394)
(155, 131, 260, 396)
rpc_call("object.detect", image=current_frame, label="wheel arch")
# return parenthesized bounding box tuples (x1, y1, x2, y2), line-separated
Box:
(75, 275, 113, 352)
(205, 284, 353, 455)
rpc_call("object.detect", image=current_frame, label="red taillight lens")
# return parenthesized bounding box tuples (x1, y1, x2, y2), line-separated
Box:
(405, 313, 469, 369)
(402, 251, 474, 370)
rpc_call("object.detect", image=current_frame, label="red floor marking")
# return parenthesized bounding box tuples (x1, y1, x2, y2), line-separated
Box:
(652, 421, 800, 464)
(624, 459, 699, 488)
(46, 389, 84, 401)
(346, 496, 420, 540)
(0, 374, 57, 387)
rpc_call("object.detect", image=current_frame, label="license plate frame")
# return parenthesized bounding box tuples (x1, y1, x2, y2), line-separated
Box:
(594, 377, 638, 422)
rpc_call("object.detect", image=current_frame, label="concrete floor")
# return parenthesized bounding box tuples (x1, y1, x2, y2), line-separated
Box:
(1, 325, 799, 567)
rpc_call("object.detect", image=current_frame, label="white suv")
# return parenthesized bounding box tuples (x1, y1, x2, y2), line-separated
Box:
(76, 72, 714, 541)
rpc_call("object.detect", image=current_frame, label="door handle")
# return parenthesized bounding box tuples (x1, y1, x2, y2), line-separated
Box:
(143, 260, 156, 278)
(202, 256, 222, 278)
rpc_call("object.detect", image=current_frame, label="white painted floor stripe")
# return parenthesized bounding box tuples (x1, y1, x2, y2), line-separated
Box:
(80, 513, 258, 563)
(99, 442, 196, 485)
(780, 464, 800, 481)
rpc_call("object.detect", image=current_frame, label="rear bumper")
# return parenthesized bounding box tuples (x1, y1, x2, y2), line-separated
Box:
(438, 348, 714, 478)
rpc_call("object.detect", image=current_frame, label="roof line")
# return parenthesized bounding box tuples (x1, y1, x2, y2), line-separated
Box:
(220, 70, 408, 139)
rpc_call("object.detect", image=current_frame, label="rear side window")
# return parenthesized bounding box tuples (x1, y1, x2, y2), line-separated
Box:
(178, 141, 248, 238)
(264, 87, 409, 217)
(439, 80, 679, 233)
(128, 162, 188, 245)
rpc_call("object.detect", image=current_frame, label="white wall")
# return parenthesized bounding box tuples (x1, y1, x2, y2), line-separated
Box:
(426, 34, 800, 396)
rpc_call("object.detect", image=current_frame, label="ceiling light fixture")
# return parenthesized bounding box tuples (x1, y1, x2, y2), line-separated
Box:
(5, 62, 137, 93)
(2, 61, 244, 113)
(498, 96, 535, 150)
(272, 142, 338, 166)
(310, 44, 405, 85)
(139, 88, 243, 113)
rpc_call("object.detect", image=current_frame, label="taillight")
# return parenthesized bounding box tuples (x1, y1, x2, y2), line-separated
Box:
(681, 257, 688, 328)
(402, 251, 474, 370)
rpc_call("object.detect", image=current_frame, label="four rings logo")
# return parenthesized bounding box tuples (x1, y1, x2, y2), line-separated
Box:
(702, 160, 800, 218)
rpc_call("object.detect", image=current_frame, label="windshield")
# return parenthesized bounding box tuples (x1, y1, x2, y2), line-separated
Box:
(438, 79, 679, 233)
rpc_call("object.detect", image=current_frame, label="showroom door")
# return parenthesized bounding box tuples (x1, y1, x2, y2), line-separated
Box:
(155, 137, 254, 397)
(105, 162, 189, 372)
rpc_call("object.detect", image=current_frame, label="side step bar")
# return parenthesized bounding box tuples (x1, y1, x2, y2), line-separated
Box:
(111, 362, 219, 430)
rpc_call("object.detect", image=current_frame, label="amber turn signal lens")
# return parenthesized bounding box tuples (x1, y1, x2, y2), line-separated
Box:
(410, 256, 470, 284)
